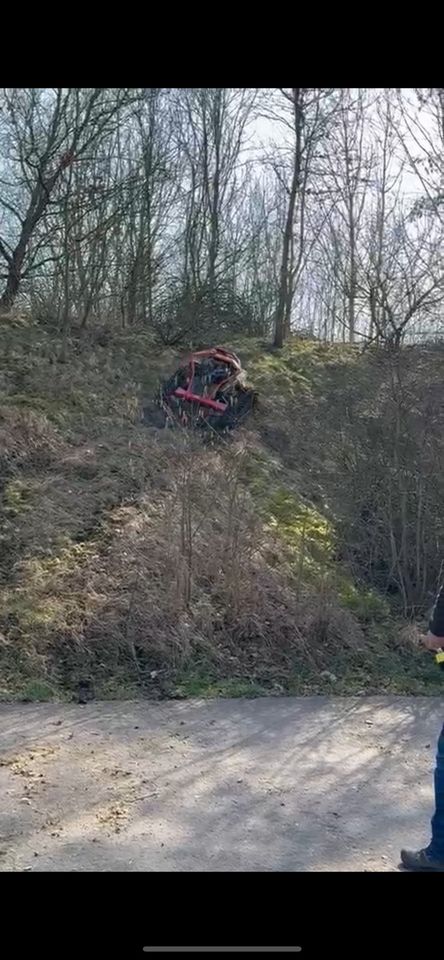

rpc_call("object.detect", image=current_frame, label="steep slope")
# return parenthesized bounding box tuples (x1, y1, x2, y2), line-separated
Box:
(1, 317, 442, 699)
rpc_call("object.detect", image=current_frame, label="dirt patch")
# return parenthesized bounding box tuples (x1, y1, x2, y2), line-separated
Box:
(0, 696, 440, 871)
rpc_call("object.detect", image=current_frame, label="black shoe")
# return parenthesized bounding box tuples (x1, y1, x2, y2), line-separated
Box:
(400, 848, 444, 871)
(77, 679, 95, 704)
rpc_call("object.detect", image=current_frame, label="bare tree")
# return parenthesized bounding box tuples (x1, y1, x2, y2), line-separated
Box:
(317, 89, 374, 342)
(240, 174, 282, 337)
(395, 88, 444, 224)
(362, 204, 444, 346)
(1, 87, 443, 352)
(262, 88, 336, 348)
(0, 88, 138, 313)
(176, 88, 255, 304)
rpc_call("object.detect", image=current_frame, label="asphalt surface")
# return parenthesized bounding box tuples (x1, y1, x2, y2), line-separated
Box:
(0, 695, 442, 871)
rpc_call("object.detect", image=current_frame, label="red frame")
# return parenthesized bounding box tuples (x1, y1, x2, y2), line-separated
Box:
(169, 347, 241, 414)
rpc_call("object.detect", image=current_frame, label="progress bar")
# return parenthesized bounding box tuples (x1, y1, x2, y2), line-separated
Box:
(143, 950, 302, 954)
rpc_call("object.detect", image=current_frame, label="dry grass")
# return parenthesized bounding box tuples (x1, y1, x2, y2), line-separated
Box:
(0, 413, 363, 695)
(1, 326, 442, 698)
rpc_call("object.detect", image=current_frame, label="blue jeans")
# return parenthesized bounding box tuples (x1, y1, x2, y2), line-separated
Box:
(427, 723, 444, 860)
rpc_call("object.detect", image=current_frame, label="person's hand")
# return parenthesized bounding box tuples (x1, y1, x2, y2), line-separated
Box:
(422, 631, 444, 651)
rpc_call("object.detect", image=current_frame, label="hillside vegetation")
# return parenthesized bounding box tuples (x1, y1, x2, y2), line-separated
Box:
(1, 316, 443, 701)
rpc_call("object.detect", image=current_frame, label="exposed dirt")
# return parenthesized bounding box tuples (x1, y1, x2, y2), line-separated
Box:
(0, 696, 441, 871)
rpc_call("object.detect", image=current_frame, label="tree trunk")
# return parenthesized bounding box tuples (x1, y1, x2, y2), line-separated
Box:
(0, 266, 21, 312)
(348, 218, 356, 343)
(274, 89, 303, 348)
(0, 241, 27, 312)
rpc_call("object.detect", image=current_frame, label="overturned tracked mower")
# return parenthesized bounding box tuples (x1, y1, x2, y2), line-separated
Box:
(155, 347, 257, 433)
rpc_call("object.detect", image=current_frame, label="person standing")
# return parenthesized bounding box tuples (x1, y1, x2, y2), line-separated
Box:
(401, 584, 444, 870)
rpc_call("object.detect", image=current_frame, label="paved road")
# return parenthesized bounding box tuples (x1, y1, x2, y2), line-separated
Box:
(0, 696, 442, 871)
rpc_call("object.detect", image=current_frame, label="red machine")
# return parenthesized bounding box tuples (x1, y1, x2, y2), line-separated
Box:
(157, 346, 256, 432)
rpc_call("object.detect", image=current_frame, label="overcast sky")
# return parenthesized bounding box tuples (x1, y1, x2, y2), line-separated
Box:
(249, 89, 437, 203)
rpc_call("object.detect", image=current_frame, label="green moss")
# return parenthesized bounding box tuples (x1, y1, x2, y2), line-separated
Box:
(244, 338, 358, 399)
(174, 671, 268, 698)
(6, 591, 69, 630)
(266, 488, 335, 566)
(337, 579, 391, 622)
(286, 639, 444, 696)
(3, 479, 32, 516)
(243, 448, 282, 497)
(175, 639, 444, 698)
(34, 539, 97, 576)
(250, 354, 312, 398)
(2, 538, 95, 633)
(21, 679, 57, 702)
